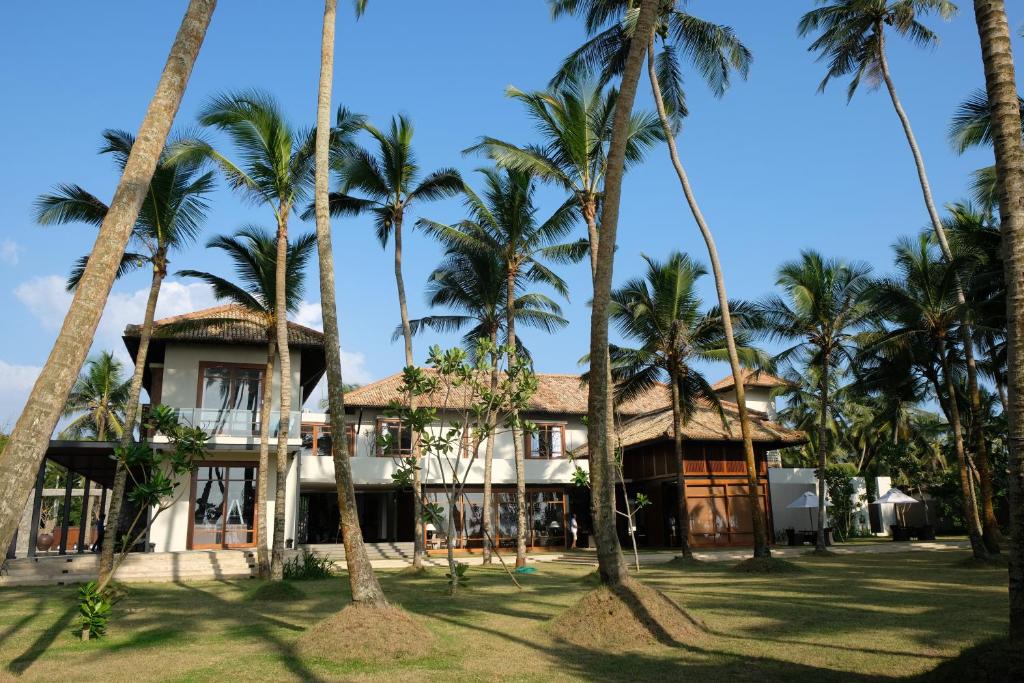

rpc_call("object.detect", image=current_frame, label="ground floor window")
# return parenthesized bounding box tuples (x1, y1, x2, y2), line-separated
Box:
(190, 464, 257, 549)
(425, 488, 567, 550)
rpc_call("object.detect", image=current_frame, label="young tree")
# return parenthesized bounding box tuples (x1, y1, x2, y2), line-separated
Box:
(311, 0, 386, 604)
(799, 0, 1001, 553)
(757, 251, 874, 553)
(0, 0, 217, 557)
(420, 167, 585, 568)
(324, 114, 462, 569)
(968, 0, 1024, 641)
(179, 228, 316, 578)
(59, 353, 132, 441)
(36, 130, 214, 582)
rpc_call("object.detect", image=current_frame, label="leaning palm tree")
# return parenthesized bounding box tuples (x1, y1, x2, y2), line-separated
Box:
(60, 352, 132, 442)
(36, 129, 214, 582)
(173, 90, 315, 579)
(969, 0, 1024, 640)
(323, 113, 462, 569)
(407, 246, 568, 563)
(309, 0, 386, 605)
(798, 0, 1001, 553)
(0, 0, 216, 560)
(865, 235, 989, 560)
(551, 0, 772, 560)
(948, 89, 1024, 208)
(420, 167, 586, 569)
(466, 78, 662, 275)
(608, 251, 766, 557)
(179, 227, 316, 579)
(756, 251, 874, 553)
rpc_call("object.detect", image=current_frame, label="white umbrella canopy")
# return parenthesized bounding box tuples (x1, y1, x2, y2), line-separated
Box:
(873, 488, 918, 505)
(786, 492, 824, 530)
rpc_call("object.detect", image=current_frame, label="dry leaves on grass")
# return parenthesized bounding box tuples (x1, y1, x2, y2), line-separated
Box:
(296, 603, 434, 664)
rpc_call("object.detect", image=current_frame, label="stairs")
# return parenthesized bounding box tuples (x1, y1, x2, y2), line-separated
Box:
(292, 542, 415, 562)
(0, 550, 256, 588)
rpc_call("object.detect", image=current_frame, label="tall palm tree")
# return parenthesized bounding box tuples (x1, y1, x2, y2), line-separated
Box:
(948, 89, 1024, 208)
(465, 79, 662, 275)
(865, 235, 989, 559)
(323, 114, 462, 569)
(60, 352, 132, 442)
(969, 0, 1024, 641)
(407, 246, 568, 563)
(550, 0, 774, 559)
(797, 0, 1001, 553)
(608, 251, 765, 557)
(0, 0, 216, 560)
(179, 227, 316, 579)
(420, 167, 586, 569)
(756, 251, 874, 553)
(173, 90, 315, 579)
(311, 0, 385, 605)
(36, 130, 214, 582)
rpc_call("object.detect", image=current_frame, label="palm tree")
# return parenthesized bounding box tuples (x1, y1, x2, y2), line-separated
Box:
(756, 251, 874, 553)
(0, 0, 216, 560)
(969, 0, 1024, 640)
(465, 79, 662, 275)
(865, 235, 989, 559)
(550, 0, 774, 560)
(323, 113, 462, 569)
(798, 0, 1001, 553)
(310, 0, 385, 605)
(173, 90, 316, 580)
(36, 130, 214, 582)
(407, 246, 568, 563)
(179, 227, 316, 579)
(608, 251, 766, 557)
(60, 352, 132, 441)
(420, 167, 586, 569)
(948, 89, 1024, 208)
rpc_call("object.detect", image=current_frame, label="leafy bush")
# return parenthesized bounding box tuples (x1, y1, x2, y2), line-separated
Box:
(283, 549, 336, 580)
(78, 581, 113, 638)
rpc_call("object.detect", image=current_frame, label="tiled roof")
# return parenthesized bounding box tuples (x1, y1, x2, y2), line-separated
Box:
(344, 371, 671, 416)
(711, 368, 791, 392)
(124, 304, 324, 348)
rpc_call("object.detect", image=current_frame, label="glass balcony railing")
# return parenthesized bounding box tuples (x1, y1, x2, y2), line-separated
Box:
(172, 408, 303, 438)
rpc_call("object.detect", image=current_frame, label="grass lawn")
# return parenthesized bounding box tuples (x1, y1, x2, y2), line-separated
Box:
(0, 548, 1010, 682)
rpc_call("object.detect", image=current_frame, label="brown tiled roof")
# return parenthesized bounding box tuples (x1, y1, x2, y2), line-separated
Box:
(124, 304, 324, 348)
(711, 369, 791, 392)
(344, 371, 670, 416)
(573, 403, 805, 453)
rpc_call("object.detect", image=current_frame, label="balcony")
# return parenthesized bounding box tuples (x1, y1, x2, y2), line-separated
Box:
(172, 408, 303, 439)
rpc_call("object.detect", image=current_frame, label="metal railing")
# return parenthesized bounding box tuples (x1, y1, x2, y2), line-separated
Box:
(173, 408, 303, 438)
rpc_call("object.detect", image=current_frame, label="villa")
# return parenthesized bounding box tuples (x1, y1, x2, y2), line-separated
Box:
(10, 307, 802, 562)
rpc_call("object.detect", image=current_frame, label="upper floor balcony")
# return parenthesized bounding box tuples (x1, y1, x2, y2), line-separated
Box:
(171, 408, 304, 440)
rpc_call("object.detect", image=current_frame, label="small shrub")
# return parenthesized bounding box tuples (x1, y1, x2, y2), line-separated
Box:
(78, 581, 115, 639)
(283, 549, 336, 580)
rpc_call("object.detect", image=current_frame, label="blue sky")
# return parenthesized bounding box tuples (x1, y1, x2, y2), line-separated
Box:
(0, 1, 1017, 424)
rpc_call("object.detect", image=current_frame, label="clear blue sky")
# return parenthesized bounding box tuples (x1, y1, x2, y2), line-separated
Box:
(0, 1, 1017, 424)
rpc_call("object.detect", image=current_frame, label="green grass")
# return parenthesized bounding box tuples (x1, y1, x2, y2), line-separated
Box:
(0, 549, 1011, 682)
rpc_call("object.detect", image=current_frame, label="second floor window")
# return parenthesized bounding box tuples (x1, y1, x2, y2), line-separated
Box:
(301, 423, 357, 456)
(377, 418, 412, 457)
(527, 423, 565, 459)
(199, 364, 263, 413)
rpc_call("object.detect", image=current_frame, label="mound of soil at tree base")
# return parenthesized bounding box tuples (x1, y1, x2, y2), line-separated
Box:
(296, 603, 434, 664)
(918, 638, 1023, 681)
(245, 581, 305, 602)
(733, 557, 803, 574)
(550, 578, 704, 650)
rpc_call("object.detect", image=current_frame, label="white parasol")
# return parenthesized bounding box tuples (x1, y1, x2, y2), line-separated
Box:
(786, 491, 824, 530)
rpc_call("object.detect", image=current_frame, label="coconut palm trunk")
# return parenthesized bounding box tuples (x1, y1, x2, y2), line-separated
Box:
(875, 22, 999, 553)
(587, 0, 658, 587)
(312, 0, 386, 603)
(255, 336, 275, 579)
(815, 359, 829, 553)
(668, 370, 691, 557)
(646, 46, 771, 559)
(0, 0, 216, 556)
(98, 259, 165, 584)
(970, 0, 1024, 640)
(270, 206, 293, 581)
(936, 339, 988, 559)
(506, 268, 528, 569)
(482, 328, 499, 565)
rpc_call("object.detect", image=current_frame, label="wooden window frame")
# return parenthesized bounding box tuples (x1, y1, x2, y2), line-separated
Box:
(525, 422, 567, 459)
(187, 461, 259, 550)
(301, 422, 357, 457)
(195, 361, 266, 409)
(376, 418, 412, 457)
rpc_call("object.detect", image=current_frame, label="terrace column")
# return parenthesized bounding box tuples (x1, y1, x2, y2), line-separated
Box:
(77, 478, 91, 553)
(58, 470, 74, 555)
(26, 463, 45, 558)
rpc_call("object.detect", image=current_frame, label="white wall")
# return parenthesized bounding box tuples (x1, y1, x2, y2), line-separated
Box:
(717, 386, 776, 418)
(768, 468, 868, 533)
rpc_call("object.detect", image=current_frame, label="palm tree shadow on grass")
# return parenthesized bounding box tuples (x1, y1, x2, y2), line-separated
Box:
(6, 601, 78, 675)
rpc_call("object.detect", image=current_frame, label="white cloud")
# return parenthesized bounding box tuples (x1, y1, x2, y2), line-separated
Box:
(14, 276, 73, 330)
(290, 300, 373, 384)
(0, 239, 22, 266)
(0, 360, 41, 428)
(293, 301, 323, 330)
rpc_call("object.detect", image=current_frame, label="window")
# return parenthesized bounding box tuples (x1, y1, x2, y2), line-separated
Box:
(191, 464, 257, 548)
(461, 427, 480, 459)
(197, 363, 263, 436)
(301, 423, 357, 456)
(526, 423, 565, 459)
(376, 419, 412, 457)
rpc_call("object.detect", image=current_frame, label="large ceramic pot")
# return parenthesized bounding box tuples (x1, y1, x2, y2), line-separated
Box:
(36, 532, 54, 552)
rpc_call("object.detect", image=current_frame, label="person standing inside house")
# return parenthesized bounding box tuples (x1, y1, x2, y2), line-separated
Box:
(569, 513, 578, 549)
(91, 513, 105, 553)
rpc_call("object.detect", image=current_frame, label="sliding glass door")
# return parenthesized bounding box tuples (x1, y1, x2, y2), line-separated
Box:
(190, 464, 258, 549)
